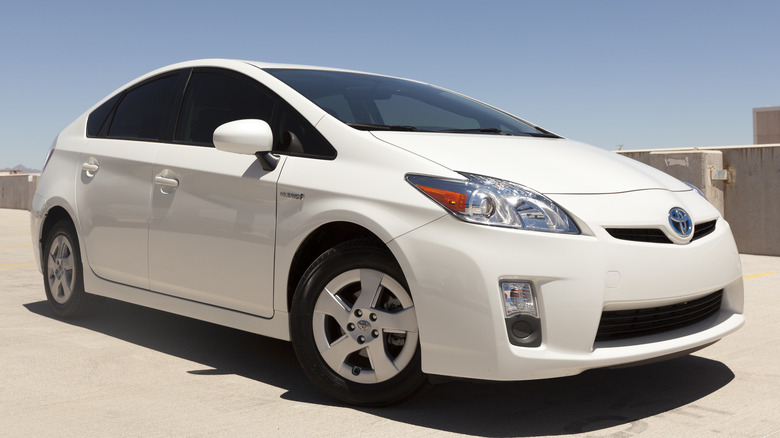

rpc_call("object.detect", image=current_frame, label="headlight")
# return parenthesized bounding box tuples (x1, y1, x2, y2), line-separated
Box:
(406, 173, 579, 234)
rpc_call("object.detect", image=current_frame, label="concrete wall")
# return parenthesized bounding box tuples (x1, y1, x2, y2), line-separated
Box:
(617, 150, 726, 216)
(0, 174, 39, 210)
(754, 107, 780, 144)
(620, 144, 780, 256)
(720, 145, 780, 256)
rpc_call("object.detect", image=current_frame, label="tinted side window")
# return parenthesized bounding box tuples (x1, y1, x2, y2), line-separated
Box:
(108, 74, 179, 141)
(276, 102, 337, 159)
(86, 93, 121, 137)
(175, 71, 274, 146)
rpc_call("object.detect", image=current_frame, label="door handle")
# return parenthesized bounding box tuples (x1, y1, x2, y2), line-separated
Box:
(154, 175, 179, 188)
(81, 158, 99, 177)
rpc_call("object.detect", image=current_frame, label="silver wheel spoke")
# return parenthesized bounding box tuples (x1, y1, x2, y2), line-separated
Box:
(57, 237, 69, 259)
(377, 307, 418, 333)
(320, 335, 361, 371)
(367, 344, 399, 381)
(48, 244, 59, 266)
(63, 269, 73, 290)
(59, 275, 71, 297)
(314, 288, 350, 327)
(354, 269, 383, 310)
(61, 255, 74, 270)
(52, 277, 63, 297)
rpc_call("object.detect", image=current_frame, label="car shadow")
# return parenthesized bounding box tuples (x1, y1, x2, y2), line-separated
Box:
(24, 298, 735, 437)
(23, 298, 330, 403)
(358, 356, 734, 436)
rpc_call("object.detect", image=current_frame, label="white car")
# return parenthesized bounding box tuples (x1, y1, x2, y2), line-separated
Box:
(31, 59, 744, 406)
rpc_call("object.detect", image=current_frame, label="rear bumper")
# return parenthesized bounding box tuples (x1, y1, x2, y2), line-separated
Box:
(29, 194, 45, 273)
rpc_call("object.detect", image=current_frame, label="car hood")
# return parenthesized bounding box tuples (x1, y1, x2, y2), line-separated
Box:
(371, 132, 690, 194)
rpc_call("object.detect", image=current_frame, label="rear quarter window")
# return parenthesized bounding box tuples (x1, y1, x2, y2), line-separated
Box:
(86, 93, 121, 137)
(107, 74, 180, 142)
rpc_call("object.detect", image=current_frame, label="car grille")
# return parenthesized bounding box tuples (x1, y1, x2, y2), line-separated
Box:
(606, 228, 671, 243)
(690, 219, 716, 241)
(606, 220, 717, 244)
(595, 289, 723, 342)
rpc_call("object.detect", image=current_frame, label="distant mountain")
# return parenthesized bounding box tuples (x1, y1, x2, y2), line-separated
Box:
(1, 164, 41, 174)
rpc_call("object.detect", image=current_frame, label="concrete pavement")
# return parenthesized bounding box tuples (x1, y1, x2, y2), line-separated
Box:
(1, 208, 778, 437)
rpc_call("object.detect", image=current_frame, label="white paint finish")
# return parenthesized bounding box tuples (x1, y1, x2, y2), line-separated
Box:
(371, 132, 691, 194)
(390, 213, 743, 380)
(74, 137, 158, 290)
(149, 145, 282, 318)
(605, 271, 621, 288)
(213, 119, 273, 155)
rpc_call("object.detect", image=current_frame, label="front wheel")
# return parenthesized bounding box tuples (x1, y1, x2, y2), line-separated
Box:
(290, 241, 426, 406)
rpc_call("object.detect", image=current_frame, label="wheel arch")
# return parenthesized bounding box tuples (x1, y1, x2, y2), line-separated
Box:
(39, 205, 76, 263)
(285, 221, 389, 311)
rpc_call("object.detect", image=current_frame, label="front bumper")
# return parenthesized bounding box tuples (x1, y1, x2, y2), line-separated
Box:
(388, 193, 744, 381)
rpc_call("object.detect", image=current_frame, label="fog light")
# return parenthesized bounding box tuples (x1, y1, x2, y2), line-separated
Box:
(511, 320, 534, 338)
(501, 281, 537, 317)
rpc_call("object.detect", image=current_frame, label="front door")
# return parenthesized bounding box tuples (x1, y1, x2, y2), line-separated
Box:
(147, 68, 280, 317)
(148, 147, 282, 317)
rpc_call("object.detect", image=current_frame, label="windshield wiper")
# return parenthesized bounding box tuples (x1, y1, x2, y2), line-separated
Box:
(439, 128, 561, 138)
(435, 128, 514, 135)
(527, 126, 561, 138)
(347, 123, 560, 138)
(347, 123, 422, 132)
(525, 132, 560, 138)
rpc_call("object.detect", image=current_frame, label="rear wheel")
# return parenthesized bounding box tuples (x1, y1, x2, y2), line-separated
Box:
(43, 221, 102, 318)
(290, 241, 425, 406)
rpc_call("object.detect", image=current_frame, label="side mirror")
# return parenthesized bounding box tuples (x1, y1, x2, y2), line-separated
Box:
(213, 119, 273, 155)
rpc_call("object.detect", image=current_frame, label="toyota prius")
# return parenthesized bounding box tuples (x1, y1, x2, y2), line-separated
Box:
(31, 59, 744, 406)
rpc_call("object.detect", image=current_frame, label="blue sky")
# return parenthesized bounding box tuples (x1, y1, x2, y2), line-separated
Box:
(1, 0, 778, 169)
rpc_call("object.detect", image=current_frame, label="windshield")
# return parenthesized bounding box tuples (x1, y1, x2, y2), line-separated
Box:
(264, 69, 556, 137)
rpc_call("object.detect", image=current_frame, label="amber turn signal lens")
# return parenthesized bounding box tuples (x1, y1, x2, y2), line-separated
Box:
(415, 185, 467, 212)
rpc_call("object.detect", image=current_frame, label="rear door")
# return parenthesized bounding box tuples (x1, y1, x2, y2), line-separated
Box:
(75, 71, 187, 289)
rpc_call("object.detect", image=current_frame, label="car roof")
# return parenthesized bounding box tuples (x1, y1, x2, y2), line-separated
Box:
(152, 58, 380, 77)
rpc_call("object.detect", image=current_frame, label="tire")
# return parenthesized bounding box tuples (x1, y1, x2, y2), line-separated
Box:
(290, 240, 426, 406)
(42, 221, 103, 318)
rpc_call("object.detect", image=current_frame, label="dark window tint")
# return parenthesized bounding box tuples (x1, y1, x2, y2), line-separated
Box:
(276, 102, 337, 159)
(108, 75, 179, 141)
(86, 93, 121, 137)
(175, 71, 274, 146)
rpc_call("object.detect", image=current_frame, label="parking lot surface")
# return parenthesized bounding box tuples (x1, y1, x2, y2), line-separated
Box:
(1, 208, 778, 437)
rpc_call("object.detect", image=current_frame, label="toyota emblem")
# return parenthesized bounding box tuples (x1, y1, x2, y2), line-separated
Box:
(668, 207, 693, 238)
